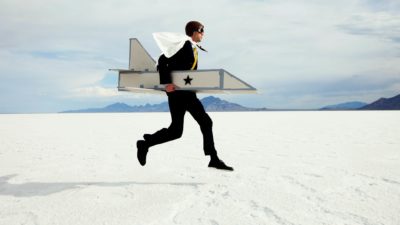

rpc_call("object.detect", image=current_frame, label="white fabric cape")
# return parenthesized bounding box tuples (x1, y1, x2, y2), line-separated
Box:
(152, 32, 195, 58)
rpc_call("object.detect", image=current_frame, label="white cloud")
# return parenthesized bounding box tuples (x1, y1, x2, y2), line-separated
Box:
(338, 11, 400, 43)
(69, 86, 120, 98)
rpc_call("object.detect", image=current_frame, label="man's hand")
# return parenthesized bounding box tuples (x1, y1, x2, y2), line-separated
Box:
(165, 84, 177, 93)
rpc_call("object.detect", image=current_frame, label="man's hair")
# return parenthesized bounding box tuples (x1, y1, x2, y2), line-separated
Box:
(185, 21, 204, 36)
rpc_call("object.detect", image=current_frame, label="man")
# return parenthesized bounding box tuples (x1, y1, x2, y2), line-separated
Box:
(136, 21, 233, 171)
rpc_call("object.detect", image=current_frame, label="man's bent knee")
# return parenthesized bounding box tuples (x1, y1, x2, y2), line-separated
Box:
(168, 126, 184, 140)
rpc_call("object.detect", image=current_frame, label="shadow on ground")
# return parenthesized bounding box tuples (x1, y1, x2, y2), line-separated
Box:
(0, 174, 204, 197)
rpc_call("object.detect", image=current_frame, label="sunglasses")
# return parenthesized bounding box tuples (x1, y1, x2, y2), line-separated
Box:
(197, 27, 204, 33)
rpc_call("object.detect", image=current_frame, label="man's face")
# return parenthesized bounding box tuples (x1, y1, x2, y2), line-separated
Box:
(191, 28, 204, 43)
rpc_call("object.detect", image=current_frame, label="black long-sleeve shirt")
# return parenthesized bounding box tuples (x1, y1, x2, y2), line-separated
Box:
(157, 41, 197, 84)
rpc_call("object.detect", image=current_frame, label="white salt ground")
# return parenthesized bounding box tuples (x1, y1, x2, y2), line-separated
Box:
(0, 111, 399, 225)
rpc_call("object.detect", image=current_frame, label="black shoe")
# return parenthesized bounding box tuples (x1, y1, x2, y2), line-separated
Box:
(208, 158, 234, 171)
(143, 134, 151, 141)
(136, 140, 148, 166)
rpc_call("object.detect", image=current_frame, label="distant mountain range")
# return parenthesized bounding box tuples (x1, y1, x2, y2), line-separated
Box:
(61, 96, 268, 113)
(360, 94, 400, 110)
(320, 101, 367, 110)
(320, 94, 400, 110)
(61, 93, 400, 113)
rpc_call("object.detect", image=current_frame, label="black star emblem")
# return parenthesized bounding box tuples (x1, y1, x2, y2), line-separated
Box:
(184, 75, 193, 85)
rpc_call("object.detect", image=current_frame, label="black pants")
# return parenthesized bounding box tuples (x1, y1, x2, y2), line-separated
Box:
(145, 91, 217, 156)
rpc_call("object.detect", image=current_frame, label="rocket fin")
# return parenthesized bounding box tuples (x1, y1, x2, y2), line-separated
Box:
(129, 38, 156, 71)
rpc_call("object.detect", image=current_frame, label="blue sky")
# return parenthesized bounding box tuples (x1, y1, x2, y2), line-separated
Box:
(1, 0, 399, 113)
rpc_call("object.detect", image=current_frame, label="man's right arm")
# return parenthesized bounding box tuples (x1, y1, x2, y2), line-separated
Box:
(158, 55, 172, 85)
(157, 41, 194, 92)
(158, 55, 177, 92)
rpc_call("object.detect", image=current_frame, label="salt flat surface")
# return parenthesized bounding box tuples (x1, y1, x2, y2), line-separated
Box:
(0, 111, 399, 225)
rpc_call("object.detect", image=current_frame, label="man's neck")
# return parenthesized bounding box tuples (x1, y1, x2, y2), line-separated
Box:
(190, 37, 199, 43)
